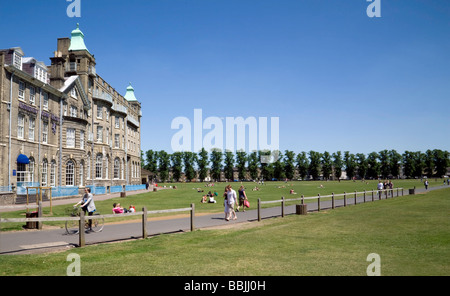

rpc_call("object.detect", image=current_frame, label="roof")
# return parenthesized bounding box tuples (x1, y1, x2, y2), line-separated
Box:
(60, 75, 91, 110)
(124, 83, 138, 102)
(68, 23, 90, 53)
(22, 57, 47, 68)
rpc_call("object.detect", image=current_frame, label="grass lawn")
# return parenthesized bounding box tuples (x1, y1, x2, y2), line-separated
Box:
(0, 178, 446, 231)
(1, 187, 449, 276)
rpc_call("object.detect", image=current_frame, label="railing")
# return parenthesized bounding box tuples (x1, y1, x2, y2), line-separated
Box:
(0, 203, 195, 248)
(52, 186, 79, 198)
(0, 187, 408, 249)
(127, 116, 139, 127)
(110, 185, 123, 193)
(125, 184, 146, 192)
(0, 186, 12, 193)
(92, 89, 113, 104)
(256, 188, 404, 221)
(88, 65, 96, 76)
(112, 102, 127, 115)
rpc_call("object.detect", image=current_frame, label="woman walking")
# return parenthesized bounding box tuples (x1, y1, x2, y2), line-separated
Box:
(237, 185, 248, 212)
(223, 186, 229, 220)
(225, 185, 237, 221)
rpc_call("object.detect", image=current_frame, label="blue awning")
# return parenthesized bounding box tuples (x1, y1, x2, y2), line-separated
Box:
(17, 154, 30, 164)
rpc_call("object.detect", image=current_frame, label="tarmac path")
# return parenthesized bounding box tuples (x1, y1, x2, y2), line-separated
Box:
(0, 184, 447, 254)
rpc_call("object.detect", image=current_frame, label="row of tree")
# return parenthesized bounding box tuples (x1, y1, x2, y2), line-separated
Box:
(141, 148, 450, 182)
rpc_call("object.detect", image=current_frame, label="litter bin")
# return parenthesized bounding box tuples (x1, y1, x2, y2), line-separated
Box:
(25, 211, 38, 229)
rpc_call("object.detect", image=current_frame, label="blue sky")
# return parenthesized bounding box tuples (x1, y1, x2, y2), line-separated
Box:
(1, 0, 449, 155)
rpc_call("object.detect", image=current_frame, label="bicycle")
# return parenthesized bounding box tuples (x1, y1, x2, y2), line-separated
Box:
(65, 206, 104, 235)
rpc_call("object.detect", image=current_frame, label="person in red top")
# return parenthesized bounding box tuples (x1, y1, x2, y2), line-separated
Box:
(112, 203, 124, 214)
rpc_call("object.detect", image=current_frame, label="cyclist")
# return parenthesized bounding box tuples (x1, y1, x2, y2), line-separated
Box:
(74, 187, 96, 232)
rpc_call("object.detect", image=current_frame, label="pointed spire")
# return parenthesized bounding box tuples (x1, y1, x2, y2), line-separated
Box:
(68, 23, 89, 52)
(124, 83, 138, 102)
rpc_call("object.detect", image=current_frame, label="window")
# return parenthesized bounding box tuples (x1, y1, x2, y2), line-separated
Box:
(71, 88, 77, 98)
(106, 128, 109, 146)
(105, 157, 109, 180)
(29, 86, 35, 105)
(70, 106, 77, 117)
(67, 128, 75, 148)
(42, 121, 48, 144)
(115, 117, 120, 128)
(42, 159, 48, 186)
(35, 67, 47, 83)
(28, 158, 35, 183)
(50, 161, 56, 187)
(43, 92, 48, 110)
(63, 102, 67, 116)
(17, 163, 26, 182)
(80, 130, 85, 149)
(17, 114, 24, 139)
(97, 126, 103, 143)
(87, 154, 91, 180)
(79, 162, 84, 186)
(13, 51, 22, 70)
(66, 160, 75, 186)
(96, 154, 102, 179)
(121, 159, 124, 179)
(18, 81, 25, 100)
(114, 134, 119, 148)
(106, 109, 109, 121)
(114, 158, 120, 179)
(28, 117, 35, 141)
(97, 105, 103, 118)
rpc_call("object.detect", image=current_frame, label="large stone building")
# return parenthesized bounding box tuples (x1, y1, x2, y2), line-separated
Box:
(0, 24, 142, 193)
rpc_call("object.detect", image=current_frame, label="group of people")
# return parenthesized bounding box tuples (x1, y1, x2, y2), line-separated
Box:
(222, 185, 249, 221)
(200, 191, 218, 203)
(377, 180, 394, 190)
(74, 183, 252, 230)
(112, 203, 136, 214)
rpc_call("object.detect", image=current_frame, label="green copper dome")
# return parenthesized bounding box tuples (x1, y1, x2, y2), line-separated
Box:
(124, 83, 138, 102)
(68, 23, 90, 53)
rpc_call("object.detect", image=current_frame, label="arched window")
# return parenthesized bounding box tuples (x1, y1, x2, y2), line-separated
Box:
(87, 153, 91, 180)
(50, 160, 56, 187)
(121, 158, 124, 180)
(29, 157, 35, 183)
(79, 161, 84, 186)
(105, 156, 109, 180)
(66, 160, 75, 186)
(42, 159, 48, 186)
(96, 154, 102, 179)
(114, 158, 120, 179)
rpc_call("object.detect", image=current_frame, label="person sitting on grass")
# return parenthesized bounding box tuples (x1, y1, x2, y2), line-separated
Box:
(200, 195, 207, 203)
(112, 203, 128, 214)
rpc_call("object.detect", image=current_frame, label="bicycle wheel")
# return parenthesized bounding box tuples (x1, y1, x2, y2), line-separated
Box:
(65, 217, 79, 235)
(90, 213, 104, 232)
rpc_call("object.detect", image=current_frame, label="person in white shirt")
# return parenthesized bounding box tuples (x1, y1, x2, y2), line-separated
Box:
(377, 180, 384, 199)
(226, 185, 237, 221)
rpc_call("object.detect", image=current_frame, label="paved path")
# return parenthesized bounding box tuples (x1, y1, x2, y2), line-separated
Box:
(1, 185, 448, 254)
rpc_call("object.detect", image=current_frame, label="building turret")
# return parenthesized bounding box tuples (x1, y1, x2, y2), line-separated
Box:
(124, 83, 138, 102)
